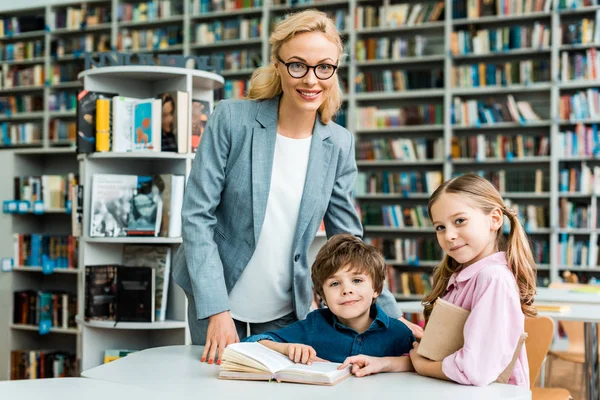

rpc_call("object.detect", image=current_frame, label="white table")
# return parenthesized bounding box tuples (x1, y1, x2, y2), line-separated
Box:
(0, 377, 161, 400)
(400, 299, 600, 400)
(81, 345, 531, 399)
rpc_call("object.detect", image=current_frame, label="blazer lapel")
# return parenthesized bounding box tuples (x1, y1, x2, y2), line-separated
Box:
(252, 97, 279, 244)
(293, 118, 333, 246)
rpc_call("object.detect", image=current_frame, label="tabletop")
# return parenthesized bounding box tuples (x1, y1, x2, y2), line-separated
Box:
(0, 377, 161, 400)
(82, 345, 531, 400)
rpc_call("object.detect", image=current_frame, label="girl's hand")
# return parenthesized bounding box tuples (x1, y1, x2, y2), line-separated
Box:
(338, 355, 386, 377)
(287, 344, 317, 365)
(399, 316, 424, 339)
(409, 342, 430, 374)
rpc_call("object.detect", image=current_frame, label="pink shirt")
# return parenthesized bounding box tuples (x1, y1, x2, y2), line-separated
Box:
(441, 252, 530, 387)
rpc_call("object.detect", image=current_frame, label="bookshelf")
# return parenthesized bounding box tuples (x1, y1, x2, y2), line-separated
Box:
(75, 65, 222, 371)
(2, 0, 600, 371)
(0, 148, 79, 380)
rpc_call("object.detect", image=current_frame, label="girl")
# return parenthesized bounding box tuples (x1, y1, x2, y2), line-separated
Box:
(171, 9, 422, 366)
(341, 173, 537, 387)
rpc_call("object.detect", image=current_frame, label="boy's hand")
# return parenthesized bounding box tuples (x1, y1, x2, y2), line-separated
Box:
(338, 355, 386, 377)
(287, 344, 318, 365)
(398, 316, 424, 339)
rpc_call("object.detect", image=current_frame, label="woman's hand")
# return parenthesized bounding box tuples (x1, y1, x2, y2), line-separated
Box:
(409, 342, 449, 381)
(202, 311, 239, 364)
(338, 355, 386, 377)
(287, 344, 318, 365)
(398, 316, 424, 339)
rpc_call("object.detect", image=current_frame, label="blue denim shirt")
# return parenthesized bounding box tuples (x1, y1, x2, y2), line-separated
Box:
(243, 304, 415, 363)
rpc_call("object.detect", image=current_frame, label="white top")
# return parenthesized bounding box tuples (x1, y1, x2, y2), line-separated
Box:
(81, 345, 531, 400)
(229, 133, 313, 323)
(0, 378, 159, 400)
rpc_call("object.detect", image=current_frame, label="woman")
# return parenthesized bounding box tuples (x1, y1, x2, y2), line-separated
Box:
(172, 9, 421, 365)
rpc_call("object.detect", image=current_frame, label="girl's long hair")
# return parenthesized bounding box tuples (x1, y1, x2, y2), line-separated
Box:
(246, 9, 343, 124)
(422, 174, 538, 320)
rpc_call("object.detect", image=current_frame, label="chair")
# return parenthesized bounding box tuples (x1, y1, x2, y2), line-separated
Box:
(524, 316, 572, 400)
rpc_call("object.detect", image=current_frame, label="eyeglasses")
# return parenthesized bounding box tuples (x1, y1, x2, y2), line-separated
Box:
(276, 56, 338, 80)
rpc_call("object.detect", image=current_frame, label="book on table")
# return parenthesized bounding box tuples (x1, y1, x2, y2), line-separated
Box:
(219, 342, 351, 386)
(536, 304, 571, 313)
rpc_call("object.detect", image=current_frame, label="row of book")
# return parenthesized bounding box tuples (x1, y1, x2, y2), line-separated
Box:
(356, 105, 443, 130)
(560, 90, 600, 122)
(560, 12, 600, 46)
(11, 351, 76, 380)
(90, 174, 184, 238)
(117, 1, 175, 23)
(355, 2, 444, 30)
(359, 204, 433, 229)
(52, 34, 111, 57)
(216, 78, 249, 101)
(192, 0, 263, 14)
(13, 290, 77, 328)
(49, 92, 77, 113)
(117, 27, 183, 52)
(456, 169, 548, 193)
(559, 198, 597, 229)
(355, 36, 430, 61)
(558, 0, 600, 9)
(357, 138, 444, 162)
(560, 49, 600, 82)
(366, 237, 441, 265)
(1, 64, 44, 90)
(0, 95, 43, 116)
(50, 120, 76, 143)
(0, 41, 44, 63)
(13, 174, 77, 210)
(0, 123, 42, 147)
(451, 24, 550, 56)
(387, 270, 432, 297)
(355, 69, 443, 93)
(86, 246, 172, 323)
(55, 5, 111, 30)
(355, 170, 443, 196)
(458, 0, 551, 17)
(557, 234, 600, 268)
(451, 60, 551, 88)
(452, 96, 541, 126)
(212, 49, 261, 73)
(502, 201, 549, 230)
(0, 16, 44, 38)
(557, 124, 600, 158)
(13, 234, 77, 270)
(559, 163, 600, 194)
(194, 18, 262, 44)
(451, 134, 550, 160)
(50, 64, 83, 85)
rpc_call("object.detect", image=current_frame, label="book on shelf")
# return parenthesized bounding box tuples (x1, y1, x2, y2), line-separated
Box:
(191, 99, 210, 152)
(104, 349, 137, 364)
(219, 343, 351, 386)
(157, 91, 189, 153)
(77, 91, 118, 154)
(133, 98, 162, 152)
(418, 298, 527, 384)
(122, 245, 171, 322)
(90, 173, 184, 238)
(84, 265, 156, 323)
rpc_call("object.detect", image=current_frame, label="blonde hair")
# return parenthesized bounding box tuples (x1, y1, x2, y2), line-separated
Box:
(423, 174, 537, 320)
(246, 9, 343, 124)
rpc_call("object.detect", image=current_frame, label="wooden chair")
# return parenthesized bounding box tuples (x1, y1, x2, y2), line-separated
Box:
(524, 316, 572, 400)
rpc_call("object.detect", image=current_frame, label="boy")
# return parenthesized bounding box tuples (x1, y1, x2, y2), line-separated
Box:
(243, 234, 415, 371)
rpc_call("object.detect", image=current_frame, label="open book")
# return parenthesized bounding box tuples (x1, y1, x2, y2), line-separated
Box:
(219, 343, 351, 386)
(417, 298, 527, 384)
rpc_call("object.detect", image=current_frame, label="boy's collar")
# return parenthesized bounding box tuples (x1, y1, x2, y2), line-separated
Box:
(330, 304, 389, 332)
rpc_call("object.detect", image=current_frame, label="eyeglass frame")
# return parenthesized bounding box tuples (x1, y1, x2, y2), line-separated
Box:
(275, 56, 339, 80)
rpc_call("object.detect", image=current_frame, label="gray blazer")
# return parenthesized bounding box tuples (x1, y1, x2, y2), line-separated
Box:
(171, 96, 400, 321)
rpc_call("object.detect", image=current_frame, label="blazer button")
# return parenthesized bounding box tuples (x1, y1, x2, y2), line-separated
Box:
(294, 254, 300, 262)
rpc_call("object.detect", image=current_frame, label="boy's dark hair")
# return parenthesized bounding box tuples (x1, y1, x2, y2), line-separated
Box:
(311, 234, 386, 303)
